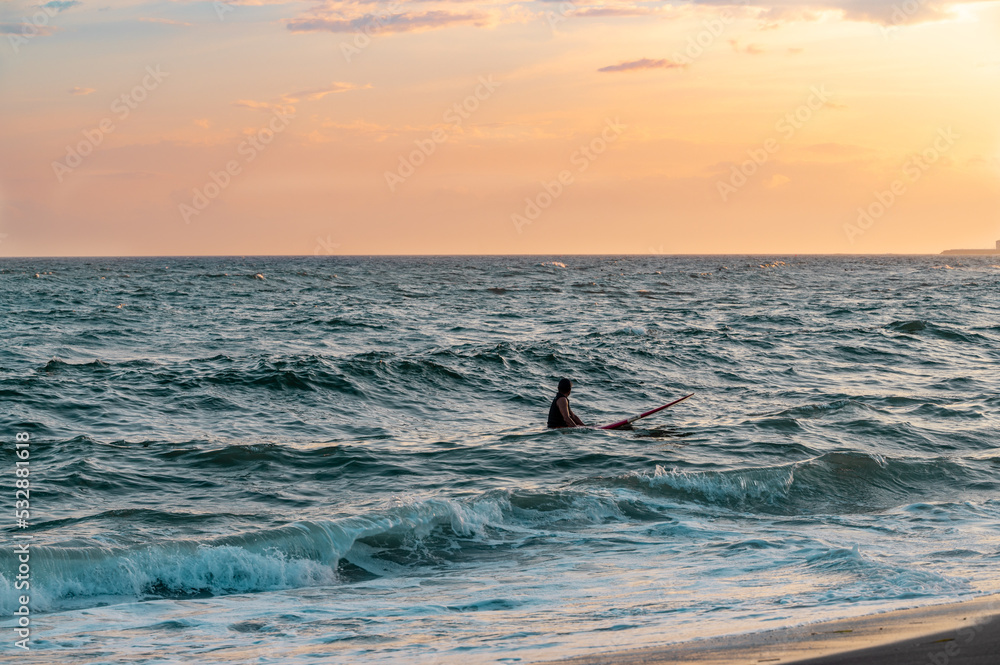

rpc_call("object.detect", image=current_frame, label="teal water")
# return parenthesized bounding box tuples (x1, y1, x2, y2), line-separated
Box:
(1, 255, 999, 663)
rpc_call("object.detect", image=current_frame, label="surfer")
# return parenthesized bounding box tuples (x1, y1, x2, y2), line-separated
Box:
(548, 378, 585, 428)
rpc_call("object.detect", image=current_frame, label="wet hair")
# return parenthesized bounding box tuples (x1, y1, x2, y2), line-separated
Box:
(557, 378, 573, 394)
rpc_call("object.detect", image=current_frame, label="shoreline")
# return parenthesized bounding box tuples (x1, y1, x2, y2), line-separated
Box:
(548, 594, 1000, 665)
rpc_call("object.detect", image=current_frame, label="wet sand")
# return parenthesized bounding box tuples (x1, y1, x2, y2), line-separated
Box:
(549, 594, 1000, 665)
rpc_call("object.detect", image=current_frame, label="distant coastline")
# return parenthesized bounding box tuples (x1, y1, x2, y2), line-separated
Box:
(941, 240, 1000, 255)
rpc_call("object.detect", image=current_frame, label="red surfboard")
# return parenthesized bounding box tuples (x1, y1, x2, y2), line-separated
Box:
(599, 393, 694, 430)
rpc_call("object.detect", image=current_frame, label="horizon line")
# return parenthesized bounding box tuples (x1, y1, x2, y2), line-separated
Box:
(0, 252, 965, 259)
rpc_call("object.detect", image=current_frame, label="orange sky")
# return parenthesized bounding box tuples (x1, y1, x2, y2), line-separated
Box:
(1, 0, 998, 255)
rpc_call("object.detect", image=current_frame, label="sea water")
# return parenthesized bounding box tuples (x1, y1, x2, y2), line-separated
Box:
(1, 255, 998, 663)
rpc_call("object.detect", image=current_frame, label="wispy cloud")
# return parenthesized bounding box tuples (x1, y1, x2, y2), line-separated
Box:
(276, 0, 987, 43)
(692, 0, 993, 25)
(803, 142, 872, 155)
(234, 82, 370, 115)
(233, 99, 295, 114)
(764, 174, 790, 188)
(574, 6, 659, 18)
(287, 10, 489, 34)
(69, 86, 95, 95)
(0, 22, 57, 35)
(41, 0, 79, 13)
(282, 82, 371, 103)
(598, 58, 685, 73)
(138, 17, 193, 26)
(729, 39, 765, 55)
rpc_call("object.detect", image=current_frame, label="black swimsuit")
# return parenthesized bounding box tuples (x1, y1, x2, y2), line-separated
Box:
(548, 394, 570, 428)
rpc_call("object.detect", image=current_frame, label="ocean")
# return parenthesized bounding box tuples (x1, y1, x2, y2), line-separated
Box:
(1, 255, 998, 663)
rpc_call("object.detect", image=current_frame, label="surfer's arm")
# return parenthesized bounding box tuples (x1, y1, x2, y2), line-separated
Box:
(557, 397, 579, 428)
(570, 411, 585, 426)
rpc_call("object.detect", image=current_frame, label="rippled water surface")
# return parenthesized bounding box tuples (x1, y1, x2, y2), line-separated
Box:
(1, 255, 999, 663)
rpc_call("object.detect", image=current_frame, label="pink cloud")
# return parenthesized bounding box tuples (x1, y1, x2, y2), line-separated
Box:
(598, 58, 685, 73)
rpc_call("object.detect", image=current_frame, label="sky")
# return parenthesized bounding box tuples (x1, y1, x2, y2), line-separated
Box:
(0, 0, 998, 255)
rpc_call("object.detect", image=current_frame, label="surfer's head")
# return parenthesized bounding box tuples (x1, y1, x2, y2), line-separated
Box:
(557, 378, 572, 395)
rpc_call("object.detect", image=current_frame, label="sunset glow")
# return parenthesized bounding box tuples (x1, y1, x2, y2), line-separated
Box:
(2, 0, 998, 255)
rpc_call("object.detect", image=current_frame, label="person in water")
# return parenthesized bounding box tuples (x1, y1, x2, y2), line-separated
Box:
(548, 378, 585, 428)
